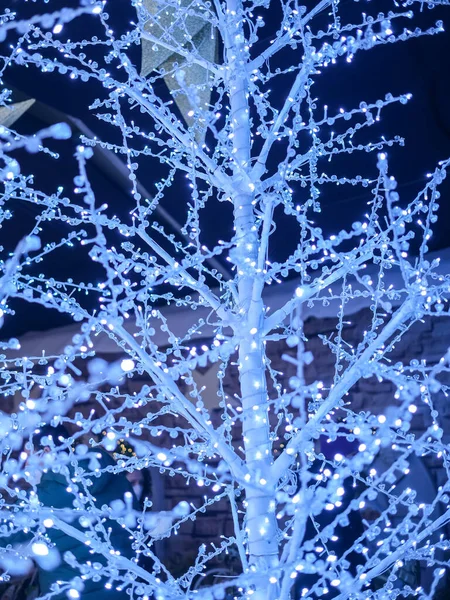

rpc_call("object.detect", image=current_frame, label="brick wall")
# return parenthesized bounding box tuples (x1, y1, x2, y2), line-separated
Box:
(156, 307, 450, 568)
(10, 307, 449, 572)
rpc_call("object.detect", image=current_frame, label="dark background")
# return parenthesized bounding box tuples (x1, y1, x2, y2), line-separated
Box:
(2, 0, 450, 339)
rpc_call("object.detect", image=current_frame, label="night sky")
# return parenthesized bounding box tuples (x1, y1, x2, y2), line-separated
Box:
(2, 0, 450, 339)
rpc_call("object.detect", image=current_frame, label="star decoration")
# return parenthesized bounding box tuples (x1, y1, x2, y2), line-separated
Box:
(0, 99, 35, 128)
(140, 0, 217, 141)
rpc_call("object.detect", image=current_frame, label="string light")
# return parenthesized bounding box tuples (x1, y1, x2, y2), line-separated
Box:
(0, 1, 447, 599)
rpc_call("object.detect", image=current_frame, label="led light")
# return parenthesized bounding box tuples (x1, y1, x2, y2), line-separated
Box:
(121, 359, 135, 372)
(32, 543, 49, 556)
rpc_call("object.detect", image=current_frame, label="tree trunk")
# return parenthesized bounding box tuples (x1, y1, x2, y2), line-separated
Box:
(224, 1, 280, 597)
(235, 192, 280, 599)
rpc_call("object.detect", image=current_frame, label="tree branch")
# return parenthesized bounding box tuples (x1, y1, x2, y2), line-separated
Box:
(270, 298, 415, 482)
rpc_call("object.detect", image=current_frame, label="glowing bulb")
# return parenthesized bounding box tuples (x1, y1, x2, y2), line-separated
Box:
(59, 374, 70, 386)
(121, 359, 135, 372)
(32, 542, 49, 556)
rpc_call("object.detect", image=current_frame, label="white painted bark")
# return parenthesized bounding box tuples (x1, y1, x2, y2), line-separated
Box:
(224, 1, 279, 597)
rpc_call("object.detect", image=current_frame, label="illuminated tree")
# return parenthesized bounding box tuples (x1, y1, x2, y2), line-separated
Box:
(0, 1, 449, 599)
